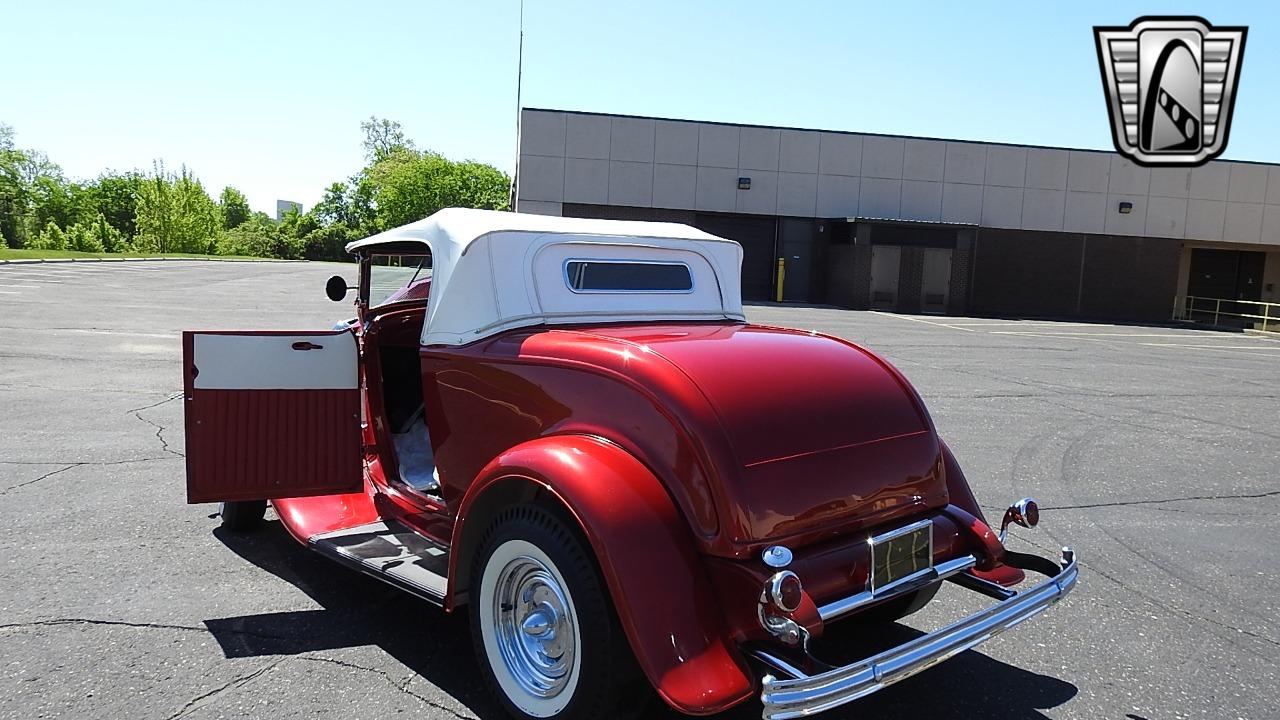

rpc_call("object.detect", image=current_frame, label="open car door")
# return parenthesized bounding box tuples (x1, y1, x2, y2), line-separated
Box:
(183, 329, 363, 503)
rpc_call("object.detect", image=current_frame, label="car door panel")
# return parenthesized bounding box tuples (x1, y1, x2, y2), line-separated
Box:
(184, 330, 363, 503)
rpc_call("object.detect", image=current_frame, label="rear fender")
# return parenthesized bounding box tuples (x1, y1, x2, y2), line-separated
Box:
(448, 435, 753, 716)
(940, 441, 1025, 584)
(941, 440, 986, 522)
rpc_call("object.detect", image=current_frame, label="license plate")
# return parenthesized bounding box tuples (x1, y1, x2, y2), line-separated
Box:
(869, 519, 933, 593)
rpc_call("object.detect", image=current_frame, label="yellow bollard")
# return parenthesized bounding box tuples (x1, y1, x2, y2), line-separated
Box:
(775, 258, 786, 302)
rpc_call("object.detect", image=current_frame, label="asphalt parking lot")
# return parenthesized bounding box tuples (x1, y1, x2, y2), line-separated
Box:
(2, 259, 1278, 720)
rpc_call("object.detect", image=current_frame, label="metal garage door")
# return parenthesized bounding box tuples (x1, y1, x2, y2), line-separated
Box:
(870, 245, 901, 309)
(695, 214, 778, 301)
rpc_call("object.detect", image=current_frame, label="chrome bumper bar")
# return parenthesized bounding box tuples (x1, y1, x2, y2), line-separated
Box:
(816, 554, 978, 623)
(757, 548, 1078, 720)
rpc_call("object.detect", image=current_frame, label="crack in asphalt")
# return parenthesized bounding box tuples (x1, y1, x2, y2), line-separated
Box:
(0, 463, 84, 495)
(125, 393, 183, 415)
(0, 617, 283, 640)
(1, 617, 476, 718)
(1005, 529, 1280, 655)
(299, 656, 475, 720)
(0, 457, 175, 465)
(163, 658, 287, 720)
(127, 393, 184, 458)
(1081, 556, 1280, 653)
(0, 456, 180, 493)
(0, 393, 185, 493)
(1043, 489, 1280, 511)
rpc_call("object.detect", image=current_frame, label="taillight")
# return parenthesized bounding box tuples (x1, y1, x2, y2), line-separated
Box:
(766, 571, 804, 613)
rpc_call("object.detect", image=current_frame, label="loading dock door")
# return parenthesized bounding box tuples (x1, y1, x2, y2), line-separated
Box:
(780, 219, 820, 303)
(870, 246, 901, 309)
(1189, 249, 1265, 301)
(695, 215, 777, 301)
(921, 248, 952, 313)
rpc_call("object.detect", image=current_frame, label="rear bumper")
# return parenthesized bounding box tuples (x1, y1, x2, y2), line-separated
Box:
(755, 548, 1078, 720)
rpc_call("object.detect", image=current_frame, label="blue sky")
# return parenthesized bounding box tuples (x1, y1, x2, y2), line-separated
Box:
(2, 2, 1275, 213)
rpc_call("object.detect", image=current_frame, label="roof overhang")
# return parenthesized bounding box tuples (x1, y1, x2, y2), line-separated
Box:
(847, 216, 978, 229)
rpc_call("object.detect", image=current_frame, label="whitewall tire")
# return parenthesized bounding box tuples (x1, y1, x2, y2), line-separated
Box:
(468, 505, 648, 720)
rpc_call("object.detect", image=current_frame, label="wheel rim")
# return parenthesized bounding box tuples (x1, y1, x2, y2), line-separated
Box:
(491, 554, 577, 700)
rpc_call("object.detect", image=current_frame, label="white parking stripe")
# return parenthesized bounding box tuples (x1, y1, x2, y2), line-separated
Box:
(0, 327, 175, 339)
(1139, 342, 1280, 351)
(2, 271, 78, 278)
(0, 284, 39, 289)
(948, 321, 1101, 328)
(868, 311, 975, 332)
(990, 331, 1200, 338)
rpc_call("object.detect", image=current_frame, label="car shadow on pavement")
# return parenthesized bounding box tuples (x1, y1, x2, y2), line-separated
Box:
(208, 521, 499, 717)
(208, 521, 1076, 720)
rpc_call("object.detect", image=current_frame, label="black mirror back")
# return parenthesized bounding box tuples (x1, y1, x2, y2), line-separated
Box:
(326, 275, 349, 302)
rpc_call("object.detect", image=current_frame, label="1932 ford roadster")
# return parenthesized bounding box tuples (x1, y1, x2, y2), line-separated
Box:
(184, 209, 1076, 719)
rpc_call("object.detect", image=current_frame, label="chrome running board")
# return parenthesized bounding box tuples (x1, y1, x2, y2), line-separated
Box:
(310, 520, 448, 605)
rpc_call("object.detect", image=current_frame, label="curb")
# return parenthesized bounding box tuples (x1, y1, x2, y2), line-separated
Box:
(0, 256, 298, 265)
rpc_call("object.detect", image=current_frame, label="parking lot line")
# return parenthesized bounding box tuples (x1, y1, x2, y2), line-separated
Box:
(980, 329, 1280, 358)
(2, 271, 76, 278)
(0, 327, 175, 339)
(947, 321, 1102, 327)
(868, 311, 975, 331)
(990, 331, 1202, 338)
(1141, 343, 1280, 350)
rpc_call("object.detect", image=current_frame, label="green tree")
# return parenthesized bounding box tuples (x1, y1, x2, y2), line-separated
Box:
(216, 212, 291, 258)
(28, 220, 67, 250)
(313, 182, 357, 228)
(0, 125, 64, 248)
(66, 222, 105, 253)
(361, 116, 415, 162)
(87, 171, 144, 238)
(301, 223, 359, 261)
(93, 213, 127, 252)
(368, 150, 510, 228)
(219, 185, 251, 229)
(134, 164, 220, 253)
(0, 228, 8, 249)
(31, 176, 95, 231)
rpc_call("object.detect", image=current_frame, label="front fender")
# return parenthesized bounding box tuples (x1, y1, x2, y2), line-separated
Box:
(448, 434, 754, 716)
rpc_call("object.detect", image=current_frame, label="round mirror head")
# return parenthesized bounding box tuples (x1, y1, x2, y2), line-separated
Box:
(325, 275, 349, 302)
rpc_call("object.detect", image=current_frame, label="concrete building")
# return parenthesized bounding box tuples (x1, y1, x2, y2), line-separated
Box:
(515, 108, 1280, 323)
(276, 200, 303, 221)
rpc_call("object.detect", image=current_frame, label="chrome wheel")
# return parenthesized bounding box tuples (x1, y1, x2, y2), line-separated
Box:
(479, 539, 582, 717)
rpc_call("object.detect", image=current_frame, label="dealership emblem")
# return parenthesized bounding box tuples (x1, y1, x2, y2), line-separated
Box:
(1094, 17, 1246, 166)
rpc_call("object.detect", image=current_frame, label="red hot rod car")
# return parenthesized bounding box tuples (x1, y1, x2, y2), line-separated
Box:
(183, 209, 1076, 720)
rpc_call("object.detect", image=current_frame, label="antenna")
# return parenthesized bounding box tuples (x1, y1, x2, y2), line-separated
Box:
(511, 0, 525, 212)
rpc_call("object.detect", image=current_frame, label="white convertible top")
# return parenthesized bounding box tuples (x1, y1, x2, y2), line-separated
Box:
(346, 208, 745, 346)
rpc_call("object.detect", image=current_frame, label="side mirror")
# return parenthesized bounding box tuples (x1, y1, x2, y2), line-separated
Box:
(326, 275, 351, 302)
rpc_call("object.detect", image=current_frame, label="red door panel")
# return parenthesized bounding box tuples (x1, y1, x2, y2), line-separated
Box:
(184, 330, 363, 503)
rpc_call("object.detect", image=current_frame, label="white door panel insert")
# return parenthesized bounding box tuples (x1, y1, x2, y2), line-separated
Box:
(191, 332, 357, 390)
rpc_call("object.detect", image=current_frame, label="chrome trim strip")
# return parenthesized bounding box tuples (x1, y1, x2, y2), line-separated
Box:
(867, 517, 933, 545)
(762, 555, 1079, 720)
(817, 554, 978, 623)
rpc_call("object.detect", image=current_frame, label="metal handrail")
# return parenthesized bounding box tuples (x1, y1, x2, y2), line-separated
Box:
(1173, 294, 1277, 332)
